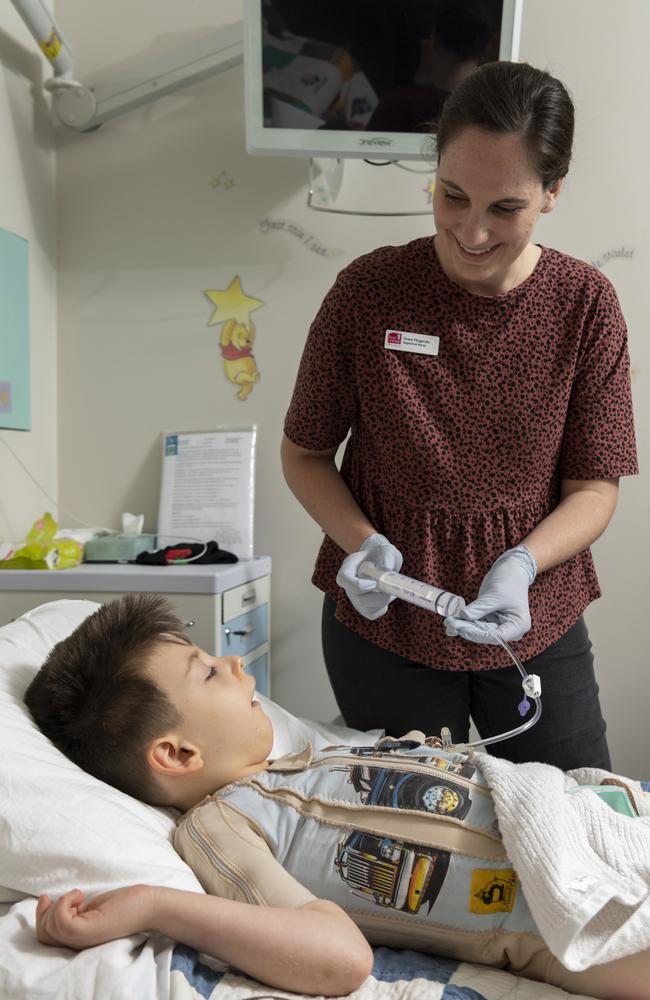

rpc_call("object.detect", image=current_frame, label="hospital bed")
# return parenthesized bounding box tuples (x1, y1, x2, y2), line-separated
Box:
(0, 598, 601, 1000)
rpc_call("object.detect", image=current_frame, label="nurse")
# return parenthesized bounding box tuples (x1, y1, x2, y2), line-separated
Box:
(282, 62, 638, 769)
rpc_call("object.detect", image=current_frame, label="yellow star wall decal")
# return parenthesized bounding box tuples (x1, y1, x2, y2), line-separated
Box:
(204, 276, 264, 326)
(203, 276, 265, 401)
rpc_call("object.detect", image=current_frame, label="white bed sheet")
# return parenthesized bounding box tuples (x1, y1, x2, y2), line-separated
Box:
(0, 899, 172, 1000)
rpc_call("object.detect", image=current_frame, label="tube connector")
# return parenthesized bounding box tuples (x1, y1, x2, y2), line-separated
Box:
(522, 674, 542, 698)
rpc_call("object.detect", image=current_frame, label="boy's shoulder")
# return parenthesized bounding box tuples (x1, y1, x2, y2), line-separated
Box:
(176, 793, 271, 853)
(174, 789, 316, 907)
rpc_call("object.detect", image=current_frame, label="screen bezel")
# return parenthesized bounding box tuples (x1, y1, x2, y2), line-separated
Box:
(244, 0, 523, 160)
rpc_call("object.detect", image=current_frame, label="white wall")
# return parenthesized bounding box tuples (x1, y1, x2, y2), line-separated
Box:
(519, 1, 650, 777)
(55, 0, 649, 775)
(0, 5, 58, 540)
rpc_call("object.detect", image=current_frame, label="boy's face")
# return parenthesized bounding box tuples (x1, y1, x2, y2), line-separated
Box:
(148, 641, 274, 793)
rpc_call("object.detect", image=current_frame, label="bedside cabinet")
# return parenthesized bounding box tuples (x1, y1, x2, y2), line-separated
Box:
(0, 558, 272, 697)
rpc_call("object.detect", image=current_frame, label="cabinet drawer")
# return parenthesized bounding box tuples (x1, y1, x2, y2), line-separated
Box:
(221, 603, 268, 656)
(244, 650, 269, 698)
(222, 575, 269, 622)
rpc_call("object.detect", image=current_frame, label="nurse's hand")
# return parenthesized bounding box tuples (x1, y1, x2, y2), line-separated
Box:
(444, 544, 537, 644)
(336, 533, 403, 620)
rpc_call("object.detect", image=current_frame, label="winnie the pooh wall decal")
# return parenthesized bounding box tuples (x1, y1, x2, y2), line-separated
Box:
(220, 318, 259, 400)
(204, 276, 264, 401)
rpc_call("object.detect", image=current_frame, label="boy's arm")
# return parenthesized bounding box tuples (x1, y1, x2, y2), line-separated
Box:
(36, 884, 373, 997)
(155, 888, 373, 995)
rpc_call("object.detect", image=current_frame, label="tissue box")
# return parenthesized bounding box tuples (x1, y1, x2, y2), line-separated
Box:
(84, 534, 157, 562)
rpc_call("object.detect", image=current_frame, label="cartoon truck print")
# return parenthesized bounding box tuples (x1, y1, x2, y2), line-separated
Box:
(334, 831, 450, 914)
(345, 764, 472, 819)
(349, 745, 476, 779)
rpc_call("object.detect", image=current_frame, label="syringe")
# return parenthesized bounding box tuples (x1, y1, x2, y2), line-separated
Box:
(358, 562, 466, 618)
(358, 560, 542, 752)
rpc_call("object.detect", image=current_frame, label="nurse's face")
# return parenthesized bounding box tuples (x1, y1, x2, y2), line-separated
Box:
(432, 127, 562, 295)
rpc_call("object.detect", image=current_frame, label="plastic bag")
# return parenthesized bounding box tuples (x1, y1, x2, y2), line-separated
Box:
(0, 513, 83, 570)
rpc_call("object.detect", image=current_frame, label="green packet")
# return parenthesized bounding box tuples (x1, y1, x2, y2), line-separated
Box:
(569, 784, 638, 818)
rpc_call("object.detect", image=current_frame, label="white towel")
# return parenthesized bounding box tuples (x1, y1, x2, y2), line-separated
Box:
(476, 753, 650, 971)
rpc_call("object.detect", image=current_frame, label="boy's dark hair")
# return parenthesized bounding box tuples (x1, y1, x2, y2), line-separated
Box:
(25, 593, 187, 805)
(435, 61, 574, 188)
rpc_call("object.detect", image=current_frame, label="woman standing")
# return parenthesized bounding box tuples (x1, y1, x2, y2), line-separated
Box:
(282, 62, 638, 769)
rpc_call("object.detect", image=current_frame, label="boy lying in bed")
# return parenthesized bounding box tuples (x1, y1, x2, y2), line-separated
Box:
(24, 594, 650, 1000)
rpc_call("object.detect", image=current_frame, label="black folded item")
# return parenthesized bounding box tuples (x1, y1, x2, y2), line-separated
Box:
(135, 541, 238, 565)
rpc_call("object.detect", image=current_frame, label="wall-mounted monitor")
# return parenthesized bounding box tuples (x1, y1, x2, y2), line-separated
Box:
(244, 0, 523, 161)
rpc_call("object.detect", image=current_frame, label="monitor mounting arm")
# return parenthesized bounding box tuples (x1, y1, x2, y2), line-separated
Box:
(9, 0, 242, 131)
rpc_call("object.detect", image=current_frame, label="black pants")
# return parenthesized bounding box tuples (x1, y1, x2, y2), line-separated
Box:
(322, 596, 611, 770)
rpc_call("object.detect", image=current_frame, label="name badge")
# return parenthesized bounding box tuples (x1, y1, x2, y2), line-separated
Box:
(384, 329, 439, 356)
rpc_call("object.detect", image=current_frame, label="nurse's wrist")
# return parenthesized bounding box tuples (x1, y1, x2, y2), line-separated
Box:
(510, 543, 538, 583)
(360, 532, 389, 551)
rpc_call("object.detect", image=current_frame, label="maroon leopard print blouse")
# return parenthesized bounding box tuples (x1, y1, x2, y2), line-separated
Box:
(284, 237, 638, 670)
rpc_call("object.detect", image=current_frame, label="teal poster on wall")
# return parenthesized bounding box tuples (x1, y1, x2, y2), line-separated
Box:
(0, 227, 30, 430)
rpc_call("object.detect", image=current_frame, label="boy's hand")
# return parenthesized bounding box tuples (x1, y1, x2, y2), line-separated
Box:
(35, 885, 156, 950)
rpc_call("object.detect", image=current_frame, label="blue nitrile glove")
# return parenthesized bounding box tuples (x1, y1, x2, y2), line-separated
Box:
(336, 533, 404, 621)
(444, 544, 537, 644)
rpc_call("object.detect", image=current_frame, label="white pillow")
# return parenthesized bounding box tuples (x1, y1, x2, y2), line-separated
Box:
(0, 598, 376, 904)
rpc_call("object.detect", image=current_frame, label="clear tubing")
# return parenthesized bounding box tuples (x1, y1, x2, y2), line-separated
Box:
(358, 562, 466, 617)
(460, 634, 542, 750)
(358, 561, 542, 752)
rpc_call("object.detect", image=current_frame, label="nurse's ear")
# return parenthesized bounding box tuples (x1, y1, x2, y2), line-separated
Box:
(541, 177, 564, 213)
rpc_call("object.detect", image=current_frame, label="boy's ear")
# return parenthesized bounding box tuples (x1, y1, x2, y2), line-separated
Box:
(147, 736, 204, 777)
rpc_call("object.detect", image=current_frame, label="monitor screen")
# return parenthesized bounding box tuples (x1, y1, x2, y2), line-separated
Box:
(244, 0, 522, 160)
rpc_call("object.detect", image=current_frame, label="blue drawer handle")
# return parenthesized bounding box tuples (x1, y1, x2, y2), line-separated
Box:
(224, 625, 254, 642)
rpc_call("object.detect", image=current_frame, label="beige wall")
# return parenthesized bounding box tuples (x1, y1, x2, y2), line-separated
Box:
(519, 1, 649, 777)
(0, 5, 58, 540)
(55, 1, 648, 774)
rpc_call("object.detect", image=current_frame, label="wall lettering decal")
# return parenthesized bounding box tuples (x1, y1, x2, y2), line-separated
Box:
(590, 246, 635, 271)
(259, 218, 342, 258)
